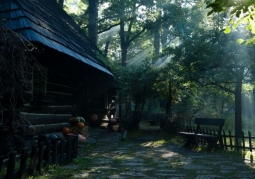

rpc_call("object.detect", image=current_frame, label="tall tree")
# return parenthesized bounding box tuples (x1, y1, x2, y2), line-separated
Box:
(164, 6, 255, 136)
(88, 0, 99, 45)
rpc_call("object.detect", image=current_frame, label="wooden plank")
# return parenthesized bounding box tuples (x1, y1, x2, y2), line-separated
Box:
(20, 113, 70, 125)
(47, 73, 72, 87)
(47, 83, 72, 94)
(30, 123, 69, 135)
(34, 105, 77, 114)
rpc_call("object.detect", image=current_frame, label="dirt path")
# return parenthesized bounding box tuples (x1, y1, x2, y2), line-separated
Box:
(64, 127, 255, 179)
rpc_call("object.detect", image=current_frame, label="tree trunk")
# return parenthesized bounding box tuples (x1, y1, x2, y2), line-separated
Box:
(161, 26, 168, 48)
(88, 0, 99, 45)
(168, 80, 172, 119)
(153, 27, 160, 64)
(235, 67, 244, 137)
(104, 33, 113, 56)
(121, 46, 128, 66)
(119, 0, 128, 67)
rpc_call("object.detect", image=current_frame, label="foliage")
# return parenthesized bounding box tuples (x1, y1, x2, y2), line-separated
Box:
(115, 60, 159, 100)
(0, 25, 36, 155)
(161, 3, 255, 135)
(206, 0, 255, 45)
(113, 60, 162, 128)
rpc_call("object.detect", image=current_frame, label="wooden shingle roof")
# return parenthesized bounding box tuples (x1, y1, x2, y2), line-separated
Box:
(0, 0, 113, 76)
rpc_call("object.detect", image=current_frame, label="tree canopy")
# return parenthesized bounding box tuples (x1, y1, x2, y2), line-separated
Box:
(63, 0, 255, 133)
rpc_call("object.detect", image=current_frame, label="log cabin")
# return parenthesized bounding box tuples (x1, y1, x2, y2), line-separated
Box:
(0, 0, 116, 138)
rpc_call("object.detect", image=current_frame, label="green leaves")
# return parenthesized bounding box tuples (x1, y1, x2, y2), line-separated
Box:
(236, 38, 245, 45)
(206, 0, 255, 46)
(224, 27, 231, 34)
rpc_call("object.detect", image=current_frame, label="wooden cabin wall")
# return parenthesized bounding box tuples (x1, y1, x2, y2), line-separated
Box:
(26, 45, 115, 121)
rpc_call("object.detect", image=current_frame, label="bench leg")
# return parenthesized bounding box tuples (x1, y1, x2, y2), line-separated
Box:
(182, 136, 197, 148)
(206, 139, 218, 151)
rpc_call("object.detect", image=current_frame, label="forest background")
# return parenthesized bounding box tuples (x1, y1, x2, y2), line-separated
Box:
(60, 0, 255, 136)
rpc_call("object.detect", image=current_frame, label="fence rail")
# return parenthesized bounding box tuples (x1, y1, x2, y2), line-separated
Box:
(183, 126, 255, 152)
(0, 135, 78, 179)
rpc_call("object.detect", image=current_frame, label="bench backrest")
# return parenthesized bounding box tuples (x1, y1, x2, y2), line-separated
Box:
(194, 118, 225, 126)
(194, 118, 225, 134)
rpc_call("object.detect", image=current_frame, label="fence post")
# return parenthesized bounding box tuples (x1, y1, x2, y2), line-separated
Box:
(222, 130, 227, 150)
(45, 140, 51, 165)
(5, 151, 16, 179)
(229, 130, 233, 150)
(52, 140, 58, 164)
(65, 135, 72, 163)
(59, 138, 65, 165)
(19, 148, 28, 179)
(72, 135, 78, 159)
(249, 131, 252, 152)
(235, 134, 239, 151)
(29, 145, 38, 176)
(213, 129, 216, 135)
(0, 155, 4, 172)
(242, 131, 245, 151)
(37, 142, 46, 175)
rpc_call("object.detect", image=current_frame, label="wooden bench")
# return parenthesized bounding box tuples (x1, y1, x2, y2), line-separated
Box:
(179, 118, 225, 151)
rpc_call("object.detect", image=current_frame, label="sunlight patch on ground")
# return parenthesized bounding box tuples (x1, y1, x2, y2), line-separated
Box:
(140, 139, 169, 148)
(161, 151, 179, 158)
(74, 172, 90, 178)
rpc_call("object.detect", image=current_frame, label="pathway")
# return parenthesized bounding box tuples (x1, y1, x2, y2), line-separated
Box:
(70, 127, 255, 179)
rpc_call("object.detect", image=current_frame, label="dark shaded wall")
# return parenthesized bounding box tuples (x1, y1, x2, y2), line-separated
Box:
(28, 44, 115, 120)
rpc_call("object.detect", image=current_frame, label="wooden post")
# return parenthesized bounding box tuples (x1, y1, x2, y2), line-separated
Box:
(121, 129, 127, 141)
(29, 145, 38, 175)
(242, 131, 245, 151)
(72, 135, 78, 159)
(19, 148, 28, 179)
(168, 80, 172, 119)
(37, 142, 46, 175)
(223, 130, 227, 150)
(0, 155, 4, 172)
(249, 131, 252, 152)
(45, 140, 51, 165)
(52, 140, 58, 164)
(65, 136, 72, 163)
(59, 138, 65, 165)
(5, 152, 16, 179)
(235, 134, 239, 151)
(229, 130, 233, 150)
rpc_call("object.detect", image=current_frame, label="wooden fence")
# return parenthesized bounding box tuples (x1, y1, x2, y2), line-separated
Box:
(0, 135, 78, 179)
(183, 125, 255, 152)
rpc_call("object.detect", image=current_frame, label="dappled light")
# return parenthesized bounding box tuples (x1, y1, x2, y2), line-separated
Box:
(3, 0, 255, 178)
